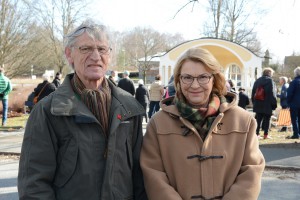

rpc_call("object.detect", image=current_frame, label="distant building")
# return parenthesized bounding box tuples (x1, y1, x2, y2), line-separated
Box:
(159, 38, 263, 95)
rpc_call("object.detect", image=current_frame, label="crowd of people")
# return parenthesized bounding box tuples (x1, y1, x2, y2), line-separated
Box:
(0, 18, 297, 199)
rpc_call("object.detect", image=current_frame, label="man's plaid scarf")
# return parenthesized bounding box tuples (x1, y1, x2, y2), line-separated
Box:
(71, 73, 111, 137)
(175, 94, 226, 140)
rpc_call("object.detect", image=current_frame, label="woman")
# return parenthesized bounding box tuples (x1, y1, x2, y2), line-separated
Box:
(286, 66, 300, 139)
(141, 48, 265, 200)
(148, 74, 164, 118)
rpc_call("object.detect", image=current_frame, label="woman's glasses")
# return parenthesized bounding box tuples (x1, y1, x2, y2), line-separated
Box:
(180, 74, 213, 85)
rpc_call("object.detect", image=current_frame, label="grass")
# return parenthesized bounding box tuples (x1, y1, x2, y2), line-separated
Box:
(0, 114, 29, 131)
(11, 78, 43, 84)
(258, 126, 300, 146)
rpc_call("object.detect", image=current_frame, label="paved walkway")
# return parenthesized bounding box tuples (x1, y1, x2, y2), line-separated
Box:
(1, 129, 300, 170)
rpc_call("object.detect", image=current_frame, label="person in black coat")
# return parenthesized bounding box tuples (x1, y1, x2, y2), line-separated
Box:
(117, 70, 135, 96)
(238, 87, 250, 109)
(34, 74, 56, 102)
(251, 67, 277, 139)
(167, 75, 175, 97)
(135, 79, 149, 122)
(286, 67, 300, 139)
(52, 72, 62, 88)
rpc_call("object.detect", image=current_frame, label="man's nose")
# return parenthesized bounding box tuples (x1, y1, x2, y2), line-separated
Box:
(90, 49, 102, 60)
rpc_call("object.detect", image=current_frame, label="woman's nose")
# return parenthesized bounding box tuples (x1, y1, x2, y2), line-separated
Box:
(190, 78, 201, 88)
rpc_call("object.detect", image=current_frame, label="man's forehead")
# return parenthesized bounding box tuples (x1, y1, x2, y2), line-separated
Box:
(75, 32, 108, 45)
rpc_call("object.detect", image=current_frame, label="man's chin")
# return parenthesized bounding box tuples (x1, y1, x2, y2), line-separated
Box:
(86, 71, 106, 79)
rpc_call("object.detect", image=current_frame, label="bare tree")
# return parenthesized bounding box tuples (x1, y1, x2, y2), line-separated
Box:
(203, 0, 224, 38)
(0, 0, 44, 78)
(173, 0, 199, 19)
(220, 0, 265, 54)
(122, 27, 165, 82)
(176, 0, 264, 54)
(162, 33, 185, 51)
(24, 0, 91, 74)
(120, 27, 184, 83)
(8, 23, 57, 77)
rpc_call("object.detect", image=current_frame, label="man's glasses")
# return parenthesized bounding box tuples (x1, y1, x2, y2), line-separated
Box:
(180, 74, 213, 85)
(73, 46, 112, 55)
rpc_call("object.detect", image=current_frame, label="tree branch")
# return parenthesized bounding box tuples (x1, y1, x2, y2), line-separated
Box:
(173, 0, 199, 19)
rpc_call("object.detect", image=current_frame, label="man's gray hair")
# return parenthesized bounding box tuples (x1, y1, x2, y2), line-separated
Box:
(294, 66, 300, 77)
(64, 19, 110, 48)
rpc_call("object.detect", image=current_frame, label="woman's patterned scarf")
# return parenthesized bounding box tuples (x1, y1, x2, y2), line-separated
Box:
(71, 73, 111, 137)
(175, 94, 226, 140)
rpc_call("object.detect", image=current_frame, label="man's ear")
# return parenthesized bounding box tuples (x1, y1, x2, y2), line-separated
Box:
(65, 47, 73, 65)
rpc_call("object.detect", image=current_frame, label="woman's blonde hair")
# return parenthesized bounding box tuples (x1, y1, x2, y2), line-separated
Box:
(173, 48, 227, 98)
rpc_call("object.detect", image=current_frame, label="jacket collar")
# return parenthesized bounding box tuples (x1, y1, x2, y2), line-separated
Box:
(50, 73, 144, 121)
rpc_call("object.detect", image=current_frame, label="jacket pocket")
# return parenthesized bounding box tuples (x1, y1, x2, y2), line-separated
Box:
(53, 138, 78, 187)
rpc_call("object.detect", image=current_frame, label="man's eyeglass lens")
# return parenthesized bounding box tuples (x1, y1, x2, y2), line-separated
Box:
(75, 46, 112, 55)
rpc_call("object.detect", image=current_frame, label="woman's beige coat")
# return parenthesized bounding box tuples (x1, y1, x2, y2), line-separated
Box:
(141, 94, 265, 200)
(149, 81, 164, 101)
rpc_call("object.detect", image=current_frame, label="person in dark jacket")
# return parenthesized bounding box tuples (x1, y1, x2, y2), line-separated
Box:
(135, 79, 149, 122)
(251, 67, 277, 139)
(117, 70, 135, 96)
(52, 72, 62, 88)
(18, 19, 147, 200)
(286, 66, 300, 139)
(167, 75, 175, 97)
(238, 87, 250, 109)
(33, 74, 56, 103)
(277, 76, 289, 132)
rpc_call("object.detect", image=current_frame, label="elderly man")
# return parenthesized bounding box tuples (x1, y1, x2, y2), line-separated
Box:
(18, 19, 147, 200)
